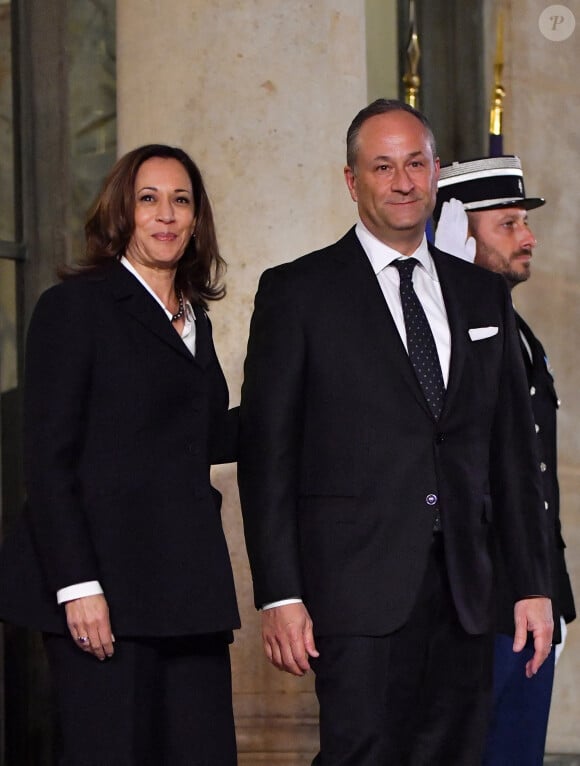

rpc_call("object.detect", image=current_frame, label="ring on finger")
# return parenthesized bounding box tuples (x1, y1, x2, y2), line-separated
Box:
(77, 635, 89, 644)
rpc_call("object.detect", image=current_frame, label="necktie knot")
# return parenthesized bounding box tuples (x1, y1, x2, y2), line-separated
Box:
(392, 257, 418, 281)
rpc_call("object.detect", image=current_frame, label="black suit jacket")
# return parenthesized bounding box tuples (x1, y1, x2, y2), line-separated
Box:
(239, 227, 551, 637)
(0, 261, 240, 637)
(493, 312, 576, 643)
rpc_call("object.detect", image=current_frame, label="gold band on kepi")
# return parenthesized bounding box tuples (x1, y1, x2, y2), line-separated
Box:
(434, 155, 545, 222)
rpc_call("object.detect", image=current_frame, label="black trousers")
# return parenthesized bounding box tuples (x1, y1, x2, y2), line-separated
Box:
(43, 633, 237, 766)
(311, 535, 494, 766)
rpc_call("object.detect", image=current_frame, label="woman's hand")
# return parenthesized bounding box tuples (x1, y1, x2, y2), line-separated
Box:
(65, 594, 115, 660)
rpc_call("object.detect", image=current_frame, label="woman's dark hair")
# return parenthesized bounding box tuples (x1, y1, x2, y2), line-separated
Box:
(62, 144, 225, 307)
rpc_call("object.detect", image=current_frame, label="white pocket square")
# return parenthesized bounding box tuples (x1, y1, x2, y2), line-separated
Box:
(468, 326, 498, 341)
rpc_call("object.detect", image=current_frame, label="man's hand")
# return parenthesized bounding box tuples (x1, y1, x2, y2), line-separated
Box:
(65, 594, 115, 661)
(261, 602, 319, 676)
(513, 597, 553, 677)
(434, 198, 476, 262)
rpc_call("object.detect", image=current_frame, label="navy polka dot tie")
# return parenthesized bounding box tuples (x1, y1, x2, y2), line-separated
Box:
(392, 258, 445, 420)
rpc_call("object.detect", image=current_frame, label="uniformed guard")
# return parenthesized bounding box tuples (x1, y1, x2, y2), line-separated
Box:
(435, 155, 576, 766)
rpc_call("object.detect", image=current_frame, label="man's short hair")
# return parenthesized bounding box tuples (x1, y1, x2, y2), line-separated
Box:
(346, 99, 437, 170)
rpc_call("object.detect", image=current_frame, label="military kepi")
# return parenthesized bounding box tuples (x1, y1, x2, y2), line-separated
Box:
(434, 155, 545, 221)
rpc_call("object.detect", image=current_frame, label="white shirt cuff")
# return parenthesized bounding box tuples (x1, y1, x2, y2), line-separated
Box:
(56, 581, 104, 604)
(261, 598, 303, 610)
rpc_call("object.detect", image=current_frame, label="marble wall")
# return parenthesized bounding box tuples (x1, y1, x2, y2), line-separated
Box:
(500, 0, 580, 753)
(117, 0, 580, 759)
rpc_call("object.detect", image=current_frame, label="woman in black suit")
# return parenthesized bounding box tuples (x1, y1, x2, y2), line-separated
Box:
(0, 145, 240, 764)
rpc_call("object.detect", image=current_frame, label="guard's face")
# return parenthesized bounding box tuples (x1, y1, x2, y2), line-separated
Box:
(344, 110, 439, 255)
(468, 207, 537, 288)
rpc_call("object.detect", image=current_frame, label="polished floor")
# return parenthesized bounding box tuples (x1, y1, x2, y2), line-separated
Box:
(544, 757, 580, 765)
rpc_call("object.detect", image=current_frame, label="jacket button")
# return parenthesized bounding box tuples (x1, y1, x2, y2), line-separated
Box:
(540, 462, 547, 472)
(545, 501, 549, 510)
(535, 423, 540, 433)
(426, 493, 438, 506)
(530, 386, 536, 396)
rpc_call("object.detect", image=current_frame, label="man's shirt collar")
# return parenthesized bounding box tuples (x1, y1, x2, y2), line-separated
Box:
(355, 220, 438, 281)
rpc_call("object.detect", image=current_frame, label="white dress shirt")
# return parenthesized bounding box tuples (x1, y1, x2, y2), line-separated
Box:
(262, 222, 452, 611)
(355, 221, 451, 385)
(56, 257, 196, 604)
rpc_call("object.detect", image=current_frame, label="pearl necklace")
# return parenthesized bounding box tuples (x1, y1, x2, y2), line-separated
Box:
(170, 290, 185, 323)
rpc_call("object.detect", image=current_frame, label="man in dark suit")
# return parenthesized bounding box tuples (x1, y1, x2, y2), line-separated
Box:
(238, 100, 554, 765)
(435, 156, 576, 766)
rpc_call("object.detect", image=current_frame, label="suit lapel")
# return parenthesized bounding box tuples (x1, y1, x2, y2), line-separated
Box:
(337, 229, 434, 418)
(103, 261, 200, 364)
(192, 305, 212, 369)
(429, 247, 469, 421)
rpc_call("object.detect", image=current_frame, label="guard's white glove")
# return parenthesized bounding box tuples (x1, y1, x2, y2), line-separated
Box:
(434, 198, 476, 263)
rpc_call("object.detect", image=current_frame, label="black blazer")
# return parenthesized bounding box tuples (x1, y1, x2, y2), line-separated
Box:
(0, 261, 240, 637)
(493, 312, 576, 642)
(239, 227, 551, 637)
